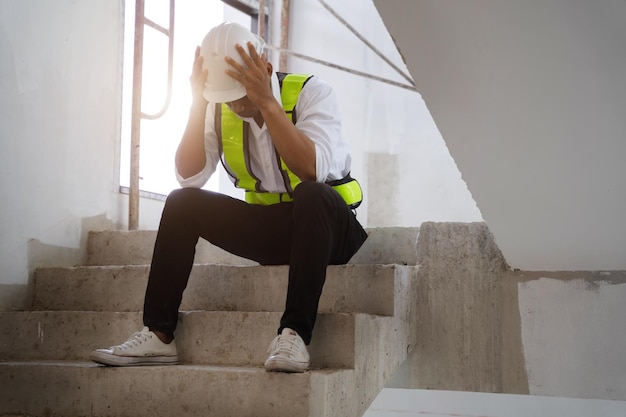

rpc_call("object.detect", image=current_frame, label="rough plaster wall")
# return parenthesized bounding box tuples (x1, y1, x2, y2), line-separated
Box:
(366, 153, 399, 227)
(518, 274, 626, 401)
(387, 223, 528, 395)
(385, 251, 626, 401)
(384, 224, 626, 402)
(373, 0, 626, 270)
(0, 0, 124, 307)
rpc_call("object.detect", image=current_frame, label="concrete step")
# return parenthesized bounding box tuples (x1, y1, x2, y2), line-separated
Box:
(0, 304, 415, 417)
(0, 260, 418, 417)
(0, 310, 358, 369)
(3, 226, 422, 417)
(0, 361, 356, 417)
(86, 227, 420, 266)
(33, 264, 407, 316)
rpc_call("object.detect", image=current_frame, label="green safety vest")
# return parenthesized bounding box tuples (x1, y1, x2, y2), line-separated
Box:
(216, 72, 363, 209)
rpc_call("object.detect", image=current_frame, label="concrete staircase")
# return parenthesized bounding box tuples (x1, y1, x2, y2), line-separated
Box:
(0, 228, 420, 417)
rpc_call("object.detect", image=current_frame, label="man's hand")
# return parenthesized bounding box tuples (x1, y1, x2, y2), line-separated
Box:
(190, 46, 208, 106)
(176, 47, 209, 179)
(224, 41, 317, 181)
(224, 42, 274, 108)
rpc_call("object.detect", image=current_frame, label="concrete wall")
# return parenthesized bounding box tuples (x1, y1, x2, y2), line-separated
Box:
(386, 223, 626, 402)
(371, 1, 626, 401)
(0, 1, 168, 309)
(0, 0, 122, 308)
(518, 272, 626, 400)
(373, 0, 626, 270)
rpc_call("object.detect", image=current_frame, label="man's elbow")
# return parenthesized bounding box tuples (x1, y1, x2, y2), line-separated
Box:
(176, 161, 206, 180)
(297, 164, 317, 182)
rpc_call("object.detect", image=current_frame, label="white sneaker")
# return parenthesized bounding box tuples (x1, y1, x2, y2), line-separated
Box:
(264, 328, 310, 373)
(90, 327, 178, 366)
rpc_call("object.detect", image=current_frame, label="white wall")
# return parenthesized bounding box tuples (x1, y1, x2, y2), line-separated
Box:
(374, 0, 626, 270)
(0, 0, 127, 308)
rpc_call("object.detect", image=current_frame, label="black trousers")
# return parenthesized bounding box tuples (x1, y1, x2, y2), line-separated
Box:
(143, 181, 368, 344)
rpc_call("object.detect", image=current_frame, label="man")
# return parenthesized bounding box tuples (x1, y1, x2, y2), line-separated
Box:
(91, 22, 367, 373)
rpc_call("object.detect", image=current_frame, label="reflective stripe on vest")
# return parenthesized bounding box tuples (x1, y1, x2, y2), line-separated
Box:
(276, 73, 312, 196)
(220, 103, 261, 191)
(219, 73, 312, 196)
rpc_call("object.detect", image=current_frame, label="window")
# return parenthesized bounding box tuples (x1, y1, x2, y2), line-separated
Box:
(120, 0, 265, 199)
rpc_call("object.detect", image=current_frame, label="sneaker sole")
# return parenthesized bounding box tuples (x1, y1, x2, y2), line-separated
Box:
(90, 351, 179, 367)
(264, 356, 309, 373)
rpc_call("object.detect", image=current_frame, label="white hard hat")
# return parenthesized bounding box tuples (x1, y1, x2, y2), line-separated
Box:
(200, 22, 265, 103)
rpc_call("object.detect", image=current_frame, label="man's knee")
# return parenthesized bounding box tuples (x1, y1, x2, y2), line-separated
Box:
(167, 187, 196, 203)
(294, 181, 331, 197)
(293, 181, 342, 210)
(161, 188, 205, 219)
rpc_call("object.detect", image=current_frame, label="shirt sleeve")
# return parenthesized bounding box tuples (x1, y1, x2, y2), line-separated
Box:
(293, 76, 346, 183)
(175, 104, 221, 188)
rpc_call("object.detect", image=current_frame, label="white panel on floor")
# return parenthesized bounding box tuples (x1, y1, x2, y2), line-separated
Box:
(363, 389, 626, 417)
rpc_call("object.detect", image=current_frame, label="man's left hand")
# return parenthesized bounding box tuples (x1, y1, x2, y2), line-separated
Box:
(224, 42, 274, 108)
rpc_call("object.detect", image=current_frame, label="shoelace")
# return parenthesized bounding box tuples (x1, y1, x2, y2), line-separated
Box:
(115, 330, 152, 351)
(268, 333, 302, 357)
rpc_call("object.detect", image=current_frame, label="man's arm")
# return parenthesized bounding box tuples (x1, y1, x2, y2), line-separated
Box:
(225, 43, 317, 182)
(175, 47, 209, 179)
(258, 97, 317, 181)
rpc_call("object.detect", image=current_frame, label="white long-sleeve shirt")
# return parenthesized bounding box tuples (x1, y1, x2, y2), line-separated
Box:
(176, 72, 352, 192)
